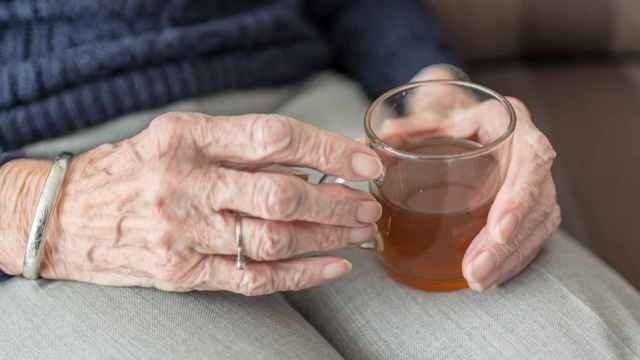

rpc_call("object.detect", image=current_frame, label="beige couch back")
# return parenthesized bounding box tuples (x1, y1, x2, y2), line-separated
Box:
(425, 0, 640, 60)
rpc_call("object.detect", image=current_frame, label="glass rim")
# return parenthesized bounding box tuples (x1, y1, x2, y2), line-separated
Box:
(364, 80, 517, 160)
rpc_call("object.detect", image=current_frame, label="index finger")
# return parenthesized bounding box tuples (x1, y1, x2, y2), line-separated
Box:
(152, 112, 383, 181)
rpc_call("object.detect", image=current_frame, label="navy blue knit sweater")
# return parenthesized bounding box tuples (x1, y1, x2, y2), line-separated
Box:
(0, 0, 457, 151)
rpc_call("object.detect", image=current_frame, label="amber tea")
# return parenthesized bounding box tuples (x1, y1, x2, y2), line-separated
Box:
(372, 138, 500, 291)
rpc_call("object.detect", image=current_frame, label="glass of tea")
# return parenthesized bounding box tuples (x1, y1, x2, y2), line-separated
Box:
(365, 80, 516, 292)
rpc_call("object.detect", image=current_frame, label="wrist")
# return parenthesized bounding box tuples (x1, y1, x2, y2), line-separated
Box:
(0, 159, 52, 275)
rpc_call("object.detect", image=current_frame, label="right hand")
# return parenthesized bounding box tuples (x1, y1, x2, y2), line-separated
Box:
(379, 67, 560, 291)
(23, 113, 384, 295)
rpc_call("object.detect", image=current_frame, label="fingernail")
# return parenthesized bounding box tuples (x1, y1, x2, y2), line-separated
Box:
(465, 251, 497, 283)
(323, 260, 352, 280)
(357, 201, 382, 223)
(467, 281, 485, 292)
(495, 213, 518, 244)
(350, 226, 374, 244)
(352, 153, 382, 178)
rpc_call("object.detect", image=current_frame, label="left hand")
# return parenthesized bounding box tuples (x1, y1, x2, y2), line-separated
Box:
(409, 65, 562, 292)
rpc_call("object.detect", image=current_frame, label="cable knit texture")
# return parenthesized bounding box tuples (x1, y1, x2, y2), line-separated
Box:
(0, 0, 457, 151)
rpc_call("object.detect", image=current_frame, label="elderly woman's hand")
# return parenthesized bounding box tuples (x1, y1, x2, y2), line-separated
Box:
(21, 113, 383, 295)
(407, 66, 562, 292)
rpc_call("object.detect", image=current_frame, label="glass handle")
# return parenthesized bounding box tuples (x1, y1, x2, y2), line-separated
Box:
(317, 174, 347, 185)
(317, 174, 382, 253)
(318, 167, 385, 187)
(373, 172, 385, 187)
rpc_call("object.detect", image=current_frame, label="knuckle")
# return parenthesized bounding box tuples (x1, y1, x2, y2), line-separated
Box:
(516, 184, 539, 208)
(237, 269, 274, 296)
(146, 216, 176, 253)
(254, 222, 294, 260)
(151, 197, 170, 221)
(534, 197, 556, 225)
(147, 183, 176, 222)
(529, 132, 556, 167)
(249, 114, 294, 159)
(154, 257, 209, 293)
(319, 196, 347, 224)
(549, 205, 562, 232)
(286, 266, 312, 291)
(186, 258, 214, 291)
(540, 203, 554, 223)
(153, 250, 184, 283)
(325, 227, 347, 248)
(512, 244, 527, 264)
(150, 112, 185, 135)
(93, 143, 116, 154)
(492, 238, 519, 263)
(489, 244, 508, 264)
(154, 230, 175, 252)
(202, 166, 225, 211)
(142, 115, 184, 158)
(310, 135, 335, 172)
(257, 176, 305, 220)
(320, 186, 361, 225)
(141, 156, 182, 205)
(526, 210, 547, 232)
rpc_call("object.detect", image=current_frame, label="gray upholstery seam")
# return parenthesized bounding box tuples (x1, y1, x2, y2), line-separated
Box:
(532, 263, 640, 359)
(280, 293, 348, 360)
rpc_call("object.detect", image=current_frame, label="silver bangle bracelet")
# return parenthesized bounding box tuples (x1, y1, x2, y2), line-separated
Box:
(22, 152, 73, 280)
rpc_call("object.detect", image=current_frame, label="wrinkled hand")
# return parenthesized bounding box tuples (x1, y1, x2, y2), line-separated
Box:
(38, 113, 383, 295)
(410, 66, 562, 291)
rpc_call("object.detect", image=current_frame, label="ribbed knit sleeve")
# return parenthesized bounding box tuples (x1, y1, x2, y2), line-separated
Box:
(0, 151, 21, 165)
(0, 1, 333, 151)
(307, 0, 461, 98)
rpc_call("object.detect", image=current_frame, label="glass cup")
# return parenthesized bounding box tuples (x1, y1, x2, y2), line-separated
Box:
(364, 80, 516, 292)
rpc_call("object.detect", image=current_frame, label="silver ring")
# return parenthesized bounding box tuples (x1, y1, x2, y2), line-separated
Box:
(234, 213, 247, 270)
